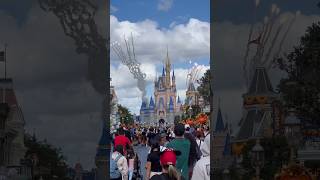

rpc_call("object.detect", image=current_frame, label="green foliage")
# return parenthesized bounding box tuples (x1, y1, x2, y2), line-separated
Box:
(174, 115, 181, 125)
(197, 69, 210, 105)
(184, 105, 202, 118)
(241, 137, 290, 179)
(24, 133, 71, 180)
(118, 104, 134, 125)
(276, 22, 320, 126)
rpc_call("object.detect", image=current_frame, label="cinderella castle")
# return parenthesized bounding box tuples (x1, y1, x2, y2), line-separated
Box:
(139, 50, 183, 125)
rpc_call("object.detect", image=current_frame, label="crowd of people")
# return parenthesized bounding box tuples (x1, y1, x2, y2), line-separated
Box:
(110, 122, 210, 180)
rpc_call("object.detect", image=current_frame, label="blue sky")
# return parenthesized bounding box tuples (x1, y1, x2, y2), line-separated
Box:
(110, 0, 210, 114)
(111, 0, 210, 28)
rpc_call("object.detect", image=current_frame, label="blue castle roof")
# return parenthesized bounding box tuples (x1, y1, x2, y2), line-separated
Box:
(177, 96, 181, 104)
(169, 96, 174, 112)
(223, 133, 231, 156)
(140, 101, 147, 110)
(215, 108, 225, 132)
(162, 67, 165, 76)
(149, 96, 155, 109)
(96, 120, 109, 157)
(172, 68, 175, 80)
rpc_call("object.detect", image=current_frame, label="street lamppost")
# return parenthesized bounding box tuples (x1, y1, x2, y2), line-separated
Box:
(251, 138, 265, 180)
(222, 168, 230, 180)
(188, 106, 193, 118)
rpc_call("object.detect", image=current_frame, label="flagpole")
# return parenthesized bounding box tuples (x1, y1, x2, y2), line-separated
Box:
(4, 43, 7, 79)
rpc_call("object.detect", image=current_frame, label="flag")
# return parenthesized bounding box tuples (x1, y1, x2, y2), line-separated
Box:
(0, 51, 4, 62)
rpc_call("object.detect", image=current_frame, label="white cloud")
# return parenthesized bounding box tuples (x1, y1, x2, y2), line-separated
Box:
(110, 15, 209, 64)
(111, 5, 118, 13)
(157, 0, 173, 12)
(110, 15, 209, 114)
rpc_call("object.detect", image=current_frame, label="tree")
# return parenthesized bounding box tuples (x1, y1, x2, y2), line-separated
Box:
(197, 69, 210, 105)
(24, 133, 71, 180)
(276, 22, 320, 127)
(240, 137, 290, 179)
(117, 104, 134, 125)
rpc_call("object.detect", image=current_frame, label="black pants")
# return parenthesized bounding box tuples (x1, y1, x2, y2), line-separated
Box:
(110, 177, 121, 180)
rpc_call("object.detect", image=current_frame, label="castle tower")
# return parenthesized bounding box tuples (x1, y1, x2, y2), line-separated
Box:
(212, 106, 231, 170)
(95, 120, 109, 180)
(0, 78, 26, 167)
(185, 82, 199, 106)
(140, 49, 179, 126)
(165, 48, 171, 88)
(148, 97, 155, 124)
(212, 107, 225, 162)
(236, 66, 278, 141)
(172, 68, 176, 88)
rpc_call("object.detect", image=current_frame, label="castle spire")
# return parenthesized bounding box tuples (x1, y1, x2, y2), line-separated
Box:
(215, 106, 225, 132)
(165, 46, 171, 88)
(172, 65, 175, 79)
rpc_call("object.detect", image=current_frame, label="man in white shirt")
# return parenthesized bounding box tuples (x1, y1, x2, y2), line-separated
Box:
(191, 135, 210, 180)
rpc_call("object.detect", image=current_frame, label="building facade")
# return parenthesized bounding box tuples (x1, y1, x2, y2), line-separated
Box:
(236, 66, 278, 141)
(140, 51, 183, 125)
(0, 78, 27, 167)
(212, 107, 233, 171)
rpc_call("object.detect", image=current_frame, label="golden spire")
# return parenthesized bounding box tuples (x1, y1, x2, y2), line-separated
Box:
(165, 45, 171, 87)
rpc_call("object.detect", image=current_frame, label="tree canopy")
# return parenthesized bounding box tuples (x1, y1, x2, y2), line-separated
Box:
(197, 69, 211, 106)
(276, 22, 320, 127)
(24, 133, 71, 180)
(117, 104, 134, 124)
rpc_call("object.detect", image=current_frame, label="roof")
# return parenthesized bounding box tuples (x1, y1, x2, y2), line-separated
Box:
(140, 101, 147, 110)
(177, 96, 181, 104)
(248, 67, 274, 94)
(169, 96, 174, 112)
(162, 67, 165, 76)
(0, 78, 18, 106)
(215, 108, 225, 132)
(236, 110, 264, 141)
(223, 133, 232, 156)
(149, 96, 155, 109)
(96, 121, 109, 157)
(172, 69, 175, 79)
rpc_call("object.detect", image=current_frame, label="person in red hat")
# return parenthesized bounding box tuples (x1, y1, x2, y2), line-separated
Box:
(150, 148, 185, 180)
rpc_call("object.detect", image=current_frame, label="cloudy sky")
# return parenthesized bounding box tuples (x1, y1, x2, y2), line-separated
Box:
(110, 0, 210, 115)
(213, 0, 320, 134)
(0, 0, 106, 170)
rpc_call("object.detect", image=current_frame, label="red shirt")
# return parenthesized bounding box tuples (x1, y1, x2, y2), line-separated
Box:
(114, 135, 131, 155)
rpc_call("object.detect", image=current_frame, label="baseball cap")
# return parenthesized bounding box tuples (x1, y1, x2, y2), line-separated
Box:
(160, 133, 167, 138)
(159, 148, 181, 166)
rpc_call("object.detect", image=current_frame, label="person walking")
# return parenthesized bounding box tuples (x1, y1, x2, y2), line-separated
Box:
(114, 128, 132, 156)
(159, 133, 168, 152)
(145, 143, 162, 179)
(195, 130, 204, 147)
(184, 125, 200, 179)
(166, 123, 190, 180)
(127, 146, 136, 180)
(112, 145, 129, 180)
(191, 135, 210, 180)
(150, 148, 185, 180)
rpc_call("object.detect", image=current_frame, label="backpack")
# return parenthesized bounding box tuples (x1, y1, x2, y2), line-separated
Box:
(110, 154, 122, 179)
